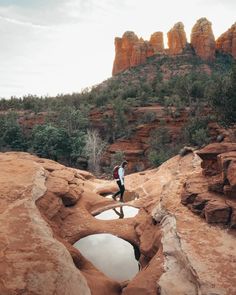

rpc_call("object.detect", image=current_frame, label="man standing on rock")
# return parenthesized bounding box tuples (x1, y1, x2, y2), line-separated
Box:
(112, 160, 128, 202)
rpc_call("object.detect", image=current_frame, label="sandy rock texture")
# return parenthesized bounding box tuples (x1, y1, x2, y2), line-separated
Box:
(216, 22, 236, 59)
(112, 18, 236, 75)
(167, 22, 187, 55)
(0, 152, 91, 295)
(191, 17, 216, 61)
(1, 145, 236, 294)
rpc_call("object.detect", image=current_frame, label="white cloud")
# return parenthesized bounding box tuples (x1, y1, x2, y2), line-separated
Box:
(0, 0, 235, 98)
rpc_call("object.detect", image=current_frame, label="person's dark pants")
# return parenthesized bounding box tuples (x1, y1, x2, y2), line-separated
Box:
(113, 180, 125, 202)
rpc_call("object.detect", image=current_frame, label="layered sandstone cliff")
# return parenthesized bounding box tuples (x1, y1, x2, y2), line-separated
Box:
(216, 22, 236, 58)
(113, 18, 236, 75)
(167, 22, 187, 55)
(112, 31, 164, 75)
(149, 32, 164, 53)
(191, 17, 216, 61)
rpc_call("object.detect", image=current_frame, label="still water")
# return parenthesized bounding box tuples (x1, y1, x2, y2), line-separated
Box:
(74, 232, 139, 281)
(95, 206, 139, 220)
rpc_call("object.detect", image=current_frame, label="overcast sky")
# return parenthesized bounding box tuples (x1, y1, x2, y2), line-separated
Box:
(0, 0, 235, 98)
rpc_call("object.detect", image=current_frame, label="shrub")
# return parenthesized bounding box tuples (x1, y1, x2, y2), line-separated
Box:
(148, 150, 170, 166)
(183, 117, 210, 146)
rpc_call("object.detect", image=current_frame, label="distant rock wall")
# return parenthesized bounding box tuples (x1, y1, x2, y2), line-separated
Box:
(190, 17, 215, 61)
(112, 18, 235, 75)
(167, 22, 187, 55)
(112, 31, 163, 75)
(216, 23, 236, 58)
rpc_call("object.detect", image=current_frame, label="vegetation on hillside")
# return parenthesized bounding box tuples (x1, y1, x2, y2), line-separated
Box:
(0, 52, 235, 171)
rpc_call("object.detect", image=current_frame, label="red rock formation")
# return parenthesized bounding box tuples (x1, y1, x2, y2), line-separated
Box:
(149, 32, 164, 53)
(216, 22, 236, 58)
(0, 152, 91, 295)
(167, 22, 187, 55)
(130, 39, 148, 67)
(112, 31, 164, 75)
(191, 17, 216, 60)
(181, 143, 236, 228)
(1, 150, 236, 294)
(112, 19, 236, 75)
(112, 31, 140, 75)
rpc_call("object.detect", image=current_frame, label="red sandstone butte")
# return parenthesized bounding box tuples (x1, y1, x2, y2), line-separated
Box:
(191, 17, 216, 61)
(216, 22, 236, 58)
(149, 32, 164, 53)
(112, 31, 139, 75)
(112, 31, 164, 75)
(167, 22, 187, 55)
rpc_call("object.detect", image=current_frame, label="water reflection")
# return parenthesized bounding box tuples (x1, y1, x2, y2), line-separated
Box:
(113, 207, 124, 219)
(74, 234, 139, 281)
(95, 206, 139, 220)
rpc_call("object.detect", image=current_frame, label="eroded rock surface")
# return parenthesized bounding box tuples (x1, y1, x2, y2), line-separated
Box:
(181, 143, 236, 228)
(0, 152, 91, 295)
(216, 23, 236, 58)
(1, 148, 236, 295)
(191, 17, 216, 60)
(112, 31, 164, 75)
(167, 22, 187, 55)
(112, 18, 236, 75)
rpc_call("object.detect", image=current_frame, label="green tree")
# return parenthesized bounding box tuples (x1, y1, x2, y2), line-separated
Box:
(183, 117, 210, 146)
(70, 131, 86, 164)
(0, 112, 26, 151)
(148, 126, 174, 167)
(210, 61, 236, 125)
(56, 105, 89, 135)
(31, 124, 71, 161)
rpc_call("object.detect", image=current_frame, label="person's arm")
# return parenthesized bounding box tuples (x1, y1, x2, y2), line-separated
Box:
(118, 167, 124, 185)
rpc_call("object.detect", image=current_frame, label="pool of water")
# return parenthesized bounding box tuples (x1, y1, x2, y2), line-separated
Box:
(95, 206, 139, 220)
(74, 233, 139, 281)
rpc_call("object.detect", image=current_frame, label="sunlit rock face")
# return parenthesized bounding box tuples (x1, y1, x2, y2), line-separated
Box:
(191, 17, 216, 60)
(112, 31, 164, 75)
(112, 19, 236, 76)
(112, 31, 140, 75)
(167, 22, 187, 55)
(149, 32, 164, 53)
(216, 23, 236, 58)
(0, 152, 91, 295)
(1, 148, 236, 295)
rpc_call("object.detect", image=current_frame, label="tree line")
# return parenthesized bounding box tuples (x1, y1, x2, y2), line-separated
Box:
(0, 54, 235, 172)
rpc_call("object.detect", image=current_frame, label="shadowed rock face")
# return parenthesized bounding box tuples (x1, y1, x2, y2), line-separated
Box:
(1, 148, 236, 295)
(216, 23, 236, 58)
(181, 143, 236, 228)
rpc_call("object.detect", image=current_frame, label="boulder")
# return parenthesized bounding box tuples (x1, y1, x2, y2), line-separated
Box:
(204, 200, 231, 224)
(62, 184, 83, 206)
